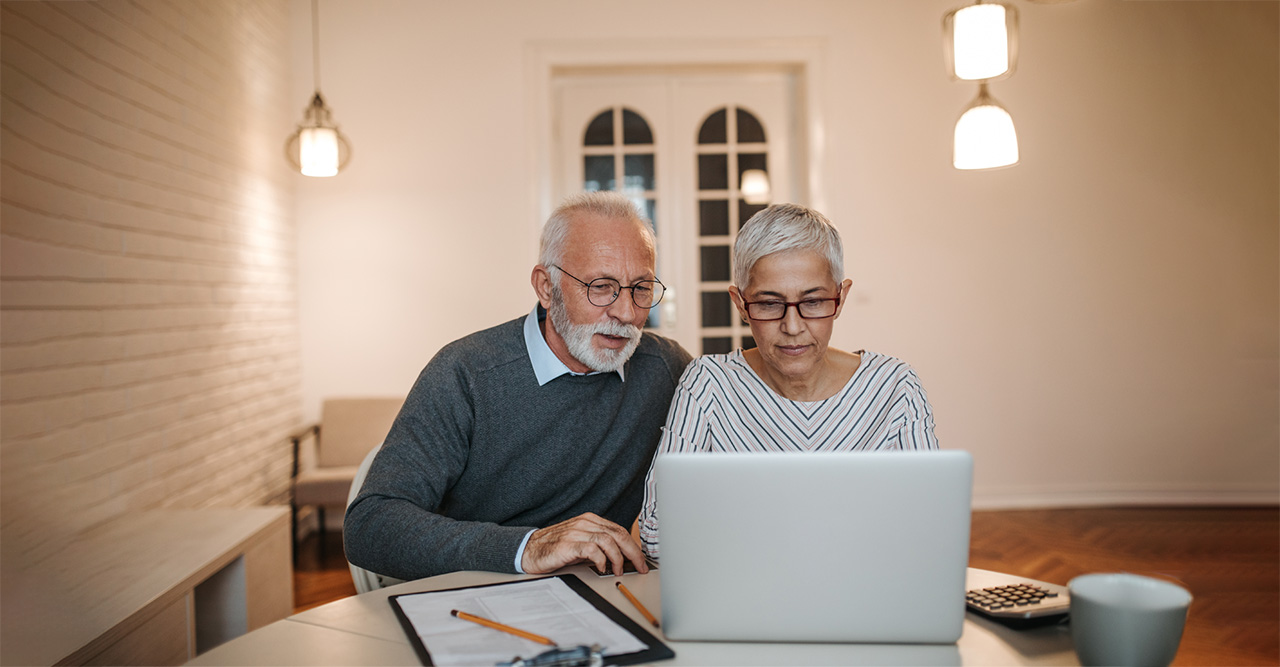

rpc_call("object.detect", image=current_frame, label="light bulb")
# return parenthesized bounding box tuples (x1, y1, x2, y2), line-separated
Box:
(300, 127, 340, 177)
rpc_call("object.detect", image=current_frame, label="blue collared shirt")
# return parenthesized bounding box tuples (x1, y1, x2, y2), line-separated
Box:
(514, 305, 626, 571)
(523, 305, 625, 385)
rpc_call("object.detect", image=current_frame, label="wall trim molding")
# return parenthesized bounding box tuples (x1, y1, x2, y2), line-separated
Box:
(973, 486, 1280, 510)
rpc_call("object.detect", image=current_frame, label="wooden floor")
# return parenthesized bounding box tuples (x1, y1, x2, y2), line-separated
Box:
(294, 507, 1279, 666)
(292, 529, 357, 613)
(968, 507, 1278, 666)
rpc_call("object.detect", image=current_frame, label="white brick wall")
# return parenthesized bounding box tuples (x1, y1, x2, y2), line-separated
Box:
(1, 0, 302, 562)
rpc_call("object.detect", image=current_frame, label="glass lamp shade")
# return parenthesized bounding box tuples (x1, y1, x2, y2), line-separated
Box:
(953, 86, 1018, 170)
(300, 127, 340, 177)
(944, 2, 1018, 81)
(284, 92, 352, 177)
(740, 169, 771, 205)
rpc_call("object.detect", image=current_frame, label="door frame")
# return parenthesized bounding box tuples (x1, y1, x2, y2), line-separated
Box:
(524, 38, 827, 261)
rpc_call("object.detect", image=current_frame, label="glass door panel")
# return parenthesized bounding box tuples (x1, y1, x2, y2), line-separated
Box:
(555, 71, 797, 354)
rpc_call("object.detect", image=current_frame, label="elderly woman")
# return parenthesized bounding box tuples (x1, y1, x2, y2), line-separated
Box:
(637, 203, 939, 560)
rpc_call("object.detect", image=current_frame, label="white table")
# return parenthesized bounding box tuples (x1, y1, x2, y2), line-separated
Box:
(190, 566, 1077, 666)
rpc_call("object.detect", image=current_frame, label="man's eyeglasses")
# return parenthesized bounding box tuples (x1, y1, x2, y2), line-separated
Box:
(552, 265, 666, 309)
(742, 297, 840, 321)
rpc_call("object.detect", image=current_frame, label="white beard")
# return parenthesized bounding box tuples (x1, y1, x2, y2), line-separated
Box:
(548, 285, 643, 373)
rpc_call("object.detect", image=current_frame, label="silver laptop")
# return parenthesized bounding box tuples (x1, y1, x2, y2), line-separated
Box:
(655, 450, 973, 643)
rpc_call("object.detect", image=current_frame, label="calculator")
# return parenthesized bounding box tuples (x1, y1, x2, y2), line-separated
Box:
(964, 569, 1071, 623)
(587, 559, 641, 577)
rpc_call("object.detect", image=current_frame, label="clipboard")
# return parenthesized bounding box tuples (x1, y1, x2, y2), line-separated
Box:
(388, 574, 675, 666)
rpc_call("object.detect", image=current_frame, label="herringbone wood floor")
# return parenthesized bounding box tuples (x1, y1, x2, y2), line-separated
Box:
(295, 507, 1279, 665)
(968, 507, 1278, 666)
(293, 530, 357, 613)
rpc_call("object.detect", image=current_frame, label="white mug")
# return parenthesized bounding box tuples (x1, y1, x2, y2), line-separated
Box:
(1068, 573, 1192, 667)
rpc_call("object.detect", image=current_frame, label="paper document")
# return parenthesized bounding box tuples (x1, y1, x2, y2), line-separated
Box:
(394, 577, 648, 666)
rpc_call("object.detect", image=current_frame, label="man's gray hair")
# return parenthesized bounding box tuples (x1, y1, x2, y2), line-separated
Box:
(732, 203, 845, 289)
(539, 192, 655, 271)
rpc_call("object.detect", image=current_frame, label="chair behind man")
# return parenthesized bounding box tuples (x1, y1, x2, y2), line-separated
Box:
(345, 443, 406, 593)
(291, 397, 403, 561)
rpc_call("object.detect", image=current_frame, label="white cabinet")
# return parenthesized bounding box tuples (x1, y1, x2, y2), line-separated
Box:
(1, 508, 292, 666)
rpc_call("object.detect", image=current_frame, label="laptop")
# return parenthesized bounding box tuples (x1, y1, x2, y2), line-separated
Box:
(655, 450, 973, 643)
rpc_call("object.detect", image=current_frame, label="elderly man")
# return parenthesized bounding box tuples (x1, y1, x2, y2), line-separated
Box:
(344, 192, 691, 581)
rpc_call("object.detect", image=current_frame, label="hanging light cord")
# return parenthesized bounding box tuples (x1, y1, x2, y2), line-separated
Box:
(311, 0, 322, 94)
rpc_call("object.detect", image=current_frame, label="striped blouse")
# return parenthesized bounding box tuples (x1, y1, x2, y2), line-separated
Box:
(637, 349, 939, 560)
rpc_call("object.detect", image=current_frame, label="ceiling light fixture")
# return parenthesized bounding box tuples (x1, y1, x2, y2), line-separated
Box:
(944, 1, 1018, 82)
(285, 0, 351, 177)
(953, 83, 1019, 170)
(944, 0, 1021, 170)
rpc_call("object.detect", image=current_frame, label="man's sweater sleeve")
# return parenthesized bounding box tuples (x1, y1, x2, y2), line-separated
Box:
(343, 350, 534, 581)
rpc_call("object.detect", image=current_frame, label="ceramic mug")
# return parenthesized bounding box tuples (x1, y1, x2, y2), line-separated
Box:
(1068, 573, 1192, 667)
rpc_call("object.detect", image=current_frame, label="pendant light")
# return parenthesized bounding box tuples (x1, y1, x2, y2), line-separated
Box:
(739, 169, 772, 205)
(943, 1, 1018, 82)
(944, 0, 1020, 170)
(953, 83, 1018, 170)
(285, 0, 351, 177)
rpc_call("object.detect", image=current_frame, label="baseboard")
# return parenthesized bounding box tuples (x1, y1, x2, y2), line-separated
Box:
(972, 485, 1280, 510)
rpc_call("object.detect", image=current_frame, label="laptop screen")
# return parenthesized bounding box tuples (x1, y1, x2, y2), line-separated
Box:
(654, 450, 973, 643)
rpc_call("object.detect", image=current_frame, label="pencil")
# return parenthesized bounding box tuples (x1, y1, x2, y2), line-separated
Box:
(450, 609, 556, 646)
(616, 581, 660, 628)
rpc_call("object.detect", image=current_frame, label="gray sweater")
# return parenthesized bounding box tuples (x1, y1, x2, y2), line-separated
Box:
(344, 312, 691, 580)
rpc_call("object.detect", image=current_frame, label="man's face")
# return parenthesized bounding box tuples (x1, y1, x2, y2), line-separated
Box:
(537, 213, 655, 373)
(547, 283, 641, 373)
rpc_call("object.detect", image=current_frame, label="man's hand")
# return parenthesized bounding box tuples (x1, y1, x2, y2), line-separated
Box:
(521, 512, 650, 576)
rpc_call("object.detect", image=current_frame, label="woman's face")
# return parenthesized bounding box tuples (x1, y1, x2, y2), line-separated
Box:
(730, 249, 851, 382)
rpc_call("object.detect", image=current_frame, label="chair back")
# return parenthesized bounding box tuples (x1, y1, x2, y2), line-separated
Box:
(318, 398, 402, 468)
(346, 443, 405, 594)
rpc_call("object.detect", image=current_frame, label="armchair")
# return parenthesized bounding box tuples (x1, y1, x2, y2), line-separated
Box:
(291, 397, 403, 561)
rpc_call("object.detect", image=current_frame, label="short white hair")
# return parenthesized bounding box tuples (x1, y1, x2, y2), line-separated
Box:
(539, 192, 655, 274)
(733, 203, 844, 289)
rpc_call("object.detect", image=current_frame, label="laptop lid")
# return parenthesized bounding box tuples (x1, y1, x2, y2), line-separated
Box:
(655, 450, 973, 643)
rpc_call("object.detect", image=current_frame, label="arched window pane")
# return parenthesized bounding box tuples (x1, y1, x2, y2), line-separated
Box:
(580, 106, 660, 330)
(698, 154, 728, 190)
(583, 155, 614, 191)
(737, 108, 766, 143)
(694, 104, 771, 353)
(700, 246, 731, 282)
(622, 109, 653, 145)
(739, 200, 768, 225)
(700, 200, 730, 236)
(624, 154, 654, 191)
(698, 108, 727, 144)
(738, 152, 768, 183)
(701, 291, 732, 327)
(584, 110, 614, 146)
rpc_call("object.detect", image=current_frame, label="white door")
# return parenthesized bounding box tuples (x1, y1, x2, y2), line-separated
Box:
(555, 70, 799, 355)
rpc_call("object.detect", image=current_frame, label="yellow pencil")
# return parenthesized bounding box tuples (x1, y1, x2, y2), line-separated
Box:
(616, 581, 660, 628)
(450, 609, 556, 646)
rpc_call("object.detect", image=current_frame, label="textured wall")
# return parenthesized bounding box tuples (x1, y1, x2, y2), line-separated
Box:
(1, 0, 302, 561)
